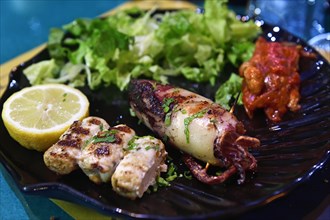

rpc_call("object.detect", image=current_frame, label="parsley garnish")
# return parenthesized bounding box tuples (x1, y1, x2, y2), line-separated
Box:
(162, 97, 175, 113)
(164, 112, 172, 126)
(183, 170, 192, 180)
(149, 158, 195, 194)
(129, 108, 136, 117)
(145, 145, 160, 151)
(216, 170, 223, 176)
(83, 138, 92, 149)
(165, 162, 178, 182)
(151, 161, 178, 192)
(92, 135, 116, 144)
(99, 123, 104, 131)
(184, 109, 207, 143)
(125, 137, 138, 151)
(162, 98, 175, 126)
(84, 130, 117, 147)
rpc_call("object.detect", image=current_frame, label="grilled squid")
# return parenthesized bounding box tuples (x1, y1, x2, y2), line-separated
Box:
(77, 124, 135, 184)
(43, 116, 168, 199)
(128, 79, 260, 184)
(111, 136, 167, 199)
(43, 117, 110, 175)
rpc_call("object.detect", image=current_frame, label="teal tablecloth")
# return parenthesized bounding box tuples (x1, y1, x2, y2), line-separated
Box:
(0, 0, 125, 64)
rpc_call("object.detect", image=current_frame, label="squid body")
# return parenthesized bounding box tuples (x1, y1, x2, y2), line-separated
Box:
(128, 79, 260, 184)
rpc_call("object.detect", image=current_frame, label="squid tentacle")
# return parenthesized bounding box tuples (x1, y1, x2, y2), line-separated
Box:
(182, 154, 237, 185)
(213, 131, 260, 184)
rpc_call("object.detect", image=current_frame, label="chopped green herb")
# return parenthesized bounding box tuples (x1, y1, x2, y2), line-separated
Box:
(92, 136, 116, 144)
(125, 140, 138, 151)
(166, 173, 178, 182)
(164, 112, 172, 126)
(150, 176, 170, 192)
(162, 97, 175, 126)
(163, 106, 170, 113)
(166, 162, 178, 181)
(183, 170, 192, 180)
(162, 97, 175, 113)
(129, 108, 136, 117)
(145, 145, 160, 151)
(99, 123, 104, 131)
(98, 129, 118, 137)
(83, 130, 117, 146)
(153, 161, 178, 190)
(151, 157, 197, 193)
(216, 170, 223, 176)
(82, 138, 92, 149)
(181, 109, 187, 114)
(157, 176, 171, 187)
(184, 109, 207, 143)
(92, 131, 116, 144)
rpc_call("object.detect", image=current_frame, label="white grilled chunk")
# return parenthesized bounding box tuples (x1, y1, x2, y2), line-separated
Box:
(111, 136, 167, 200)
(77, 125, 135, 184)
(43, 117, 109, 174)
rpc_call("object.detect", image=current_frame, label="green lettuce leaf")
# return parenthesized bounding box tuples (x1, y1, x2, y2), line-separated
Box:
(23, 0, 260, 93)
(215, 73, 243, 110)
(23, 59, 60, 85)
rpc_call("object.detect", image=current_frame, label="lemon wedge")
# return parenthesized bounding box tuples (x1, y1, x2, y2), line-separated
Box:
(1, 84, 89, 151)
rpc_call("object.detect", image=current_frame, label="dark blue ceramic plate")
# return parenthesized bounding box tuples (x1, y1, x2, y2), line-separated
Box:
(0, 22, 329, 219)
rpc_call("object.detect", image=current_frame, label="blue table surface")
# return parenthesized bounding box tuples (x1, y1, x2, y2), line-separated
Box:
(1, 1, 329, 220)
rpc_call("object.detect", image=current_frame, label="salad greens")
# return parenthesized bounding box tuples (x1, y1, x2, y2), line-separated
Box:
(23, 0, 260, 107)
(215, 73, 243, 110)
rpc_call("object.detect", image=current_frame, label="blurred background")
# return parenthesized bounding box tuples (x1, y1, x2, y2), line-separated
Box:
(1, 0, 329, 64)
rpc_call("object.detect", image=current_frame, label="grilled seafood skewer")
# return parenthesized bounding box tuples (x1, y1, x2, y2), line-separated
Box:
(128, 79, 260, 184)
(43, 117, 110, 175)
